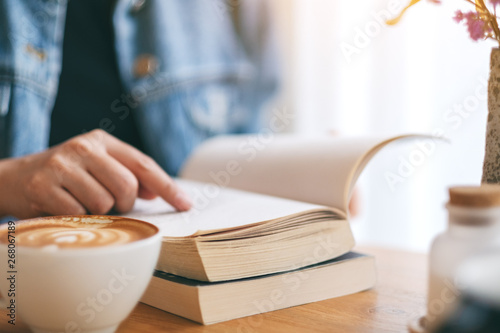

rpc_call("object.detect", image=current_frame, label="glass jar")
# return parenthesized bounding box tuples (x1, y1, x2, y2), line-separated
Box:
(426, 185, 500, 331)
(433, 250, 500, 333)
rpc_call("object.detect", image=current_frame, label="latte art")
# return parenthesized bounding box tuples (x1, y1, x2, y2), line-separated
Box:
(19, 228, 134, 248)
(0, 216, 157, 249)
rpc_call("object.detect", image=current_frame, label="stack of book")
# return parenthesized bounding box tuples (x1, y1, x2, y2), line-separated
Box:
(125, 134, 415, 324)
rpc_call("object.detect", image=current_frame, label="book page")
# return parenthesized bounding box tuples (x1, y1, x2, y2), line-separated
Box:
(180, 134, 422, 213)
(124, 179, 340, 237)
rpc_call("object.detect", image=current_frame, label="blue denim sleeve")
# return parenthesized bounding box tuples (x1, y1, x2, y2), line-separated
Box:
(231, 0, 282, 133)
(113, 0, 281, 175)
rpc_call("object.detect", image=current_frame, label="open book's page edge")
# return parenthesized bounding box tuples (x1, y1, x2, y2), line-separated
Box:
(342, 134, 439, 213)
(169, 206, 346, 238)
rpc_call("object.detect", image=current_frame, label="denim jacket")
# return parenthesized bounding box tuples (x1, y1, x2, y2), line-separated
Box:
(0, 0, 279, 175)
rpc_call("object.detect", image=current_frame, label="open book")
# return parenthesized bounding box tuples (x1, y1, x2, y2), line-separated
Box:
(125, 134, 417, 282)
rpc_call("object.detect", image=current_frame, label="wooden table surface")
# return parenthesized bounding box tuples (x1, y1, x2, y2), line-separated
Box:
(0, 246, 428, 333)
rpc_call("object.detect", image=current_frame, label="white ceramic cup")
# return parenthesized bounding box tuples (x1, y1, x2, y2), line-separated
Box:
(0, 216, 162, 333)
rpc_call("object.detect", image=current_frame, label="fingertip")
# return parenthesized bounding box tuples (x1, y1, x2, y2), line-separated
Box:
(173, 190, 192, 211)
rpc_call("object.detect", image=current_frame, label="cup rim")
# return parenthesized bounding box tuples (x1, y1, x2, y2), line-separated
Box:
(0, 215, 162, 256)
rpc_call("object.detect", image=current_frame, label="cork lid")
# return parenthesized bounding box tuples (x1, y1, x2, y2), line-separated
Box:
(449, 185, 500, 208)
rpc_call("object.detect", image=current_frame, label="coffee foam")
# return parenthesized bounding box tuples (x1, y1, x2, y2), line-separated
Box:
(0, 216, 157, 249)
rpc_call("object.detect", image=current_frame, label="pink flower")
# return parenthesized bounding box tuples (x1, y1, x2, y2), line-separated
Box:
(490, 0, 500, 7)
(467, 18, 487, 41)
(454, 11, 492, 41)
(453, 10, 464, 23)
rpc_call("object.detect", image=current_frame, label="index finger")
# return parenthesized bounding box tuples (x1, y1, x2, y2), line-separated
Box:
(101, 133, 192, 211)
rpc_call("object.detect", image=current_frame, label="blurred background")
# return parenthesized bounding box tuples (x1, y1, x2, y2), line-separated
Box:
(270, 0, 493, 252)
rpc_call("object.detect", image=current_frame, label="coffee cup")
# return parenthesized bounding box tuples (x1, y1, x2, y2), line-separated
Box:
(0, 215, 161, 333)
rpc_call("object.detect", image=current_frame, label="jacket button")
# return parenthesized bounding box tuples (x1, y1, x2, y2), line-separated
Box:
(130, 0, 146, 13)
(133, 54, 159, 78)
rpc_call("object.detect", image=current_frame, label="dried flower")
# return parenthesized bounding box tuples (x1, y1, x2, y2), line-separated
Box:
(388, 0, 500, 46)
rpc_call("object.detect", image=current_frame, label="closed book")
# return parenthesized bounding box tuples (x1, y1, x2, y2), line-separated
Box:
(140, 252, 376, 325)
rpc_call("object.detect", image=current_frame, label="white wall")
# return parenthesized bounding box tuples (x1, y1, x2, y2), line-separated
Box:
(272, 0, 492, 252)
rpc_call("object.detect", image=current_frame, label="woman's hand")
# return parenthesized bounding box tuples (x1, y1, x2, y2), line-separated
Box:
(0, 129, 191, 219)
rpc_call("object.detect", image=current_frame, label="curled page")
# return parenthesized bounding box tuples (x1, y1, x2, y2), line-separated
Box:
(180, 134, 434, 214)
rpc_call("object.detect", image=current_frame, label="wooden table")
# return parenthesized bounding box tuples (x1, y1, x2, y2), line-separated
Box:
(0, 246, 427, 333)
